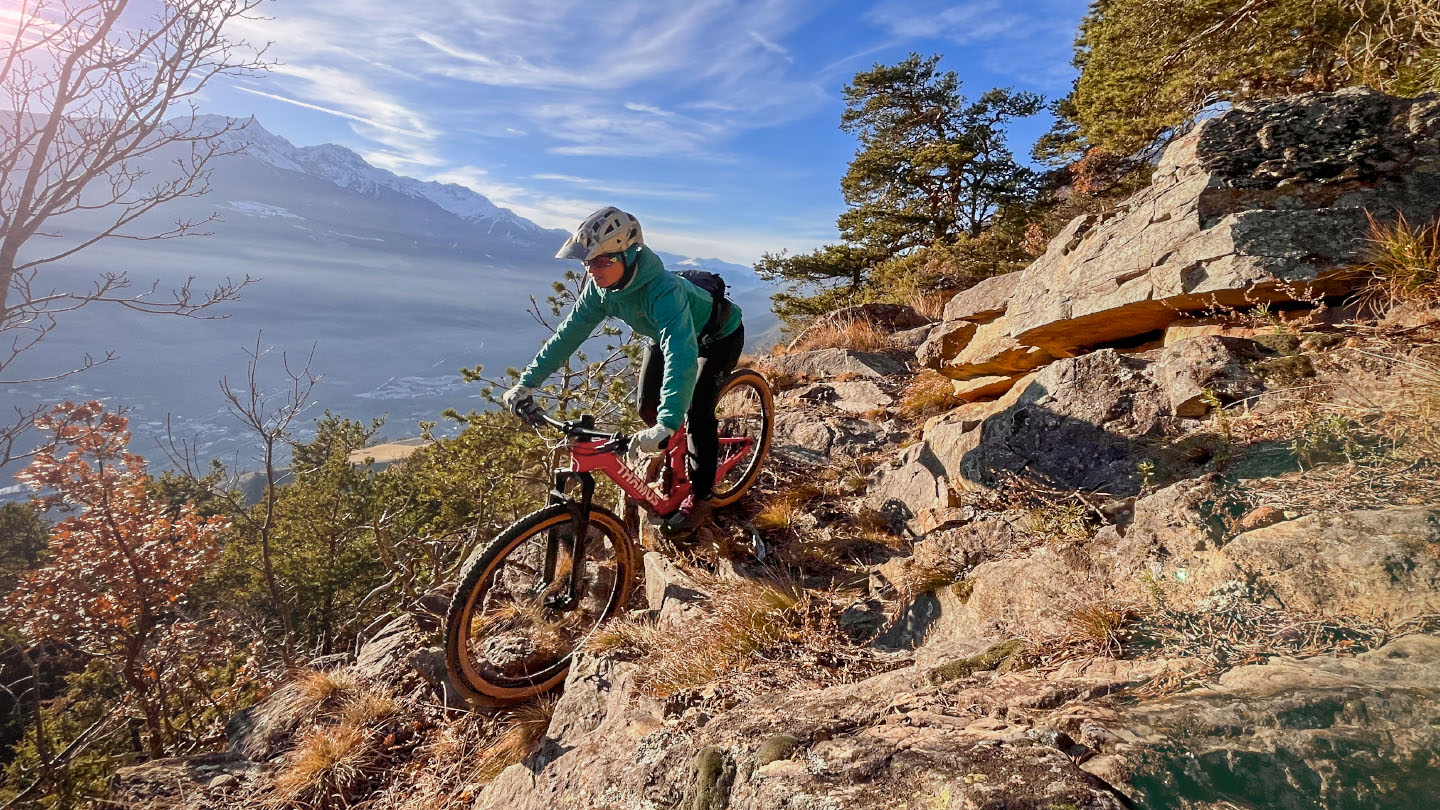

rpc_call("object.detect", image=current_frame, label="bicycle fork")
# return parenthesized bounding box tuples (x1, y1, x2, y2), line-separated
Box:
(543, 469, 595, 612)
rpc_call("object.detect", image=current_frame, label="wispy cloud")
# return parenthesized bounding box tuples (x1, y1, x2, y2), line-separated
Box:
(230, 0, 824, 161)
(748, 30, 794, 62)
(530, 173, 714, 200)
(865, 0, 1028, 44)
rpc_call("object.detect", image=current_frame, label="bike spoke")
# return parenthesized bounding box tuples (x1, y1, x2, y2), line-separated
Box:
(459, 517, 621, 687)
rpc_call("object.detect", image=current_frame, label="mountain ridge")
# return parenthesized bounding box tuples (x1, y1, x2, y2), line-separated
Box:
(193, 114, 545, 237)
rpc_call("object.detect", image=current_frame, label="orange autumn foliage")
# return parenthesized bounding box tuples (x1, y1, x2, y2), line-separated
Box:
(3, 401, 232, 755)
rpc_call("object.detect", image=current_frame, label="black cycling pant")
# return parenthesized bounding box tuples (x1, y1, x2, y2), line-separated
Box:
(636, 325, 745, 500)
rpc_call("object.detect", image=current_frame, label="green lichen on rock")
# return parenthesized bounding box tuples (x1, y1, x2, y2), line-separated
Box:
(754, 734, 801, 767)
(950, 580, 975, 601)
(927, 639, 1036, 685)
(681, 745, 736, 810)
(1300, 332, 1342, 350)
(1249, 333, 1304, 355)
(1254, 354, 1315, 381)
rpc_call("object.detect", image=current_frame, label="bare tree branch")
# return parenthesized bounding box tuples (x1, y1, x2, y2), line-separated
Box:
(0, 0, 273, 468)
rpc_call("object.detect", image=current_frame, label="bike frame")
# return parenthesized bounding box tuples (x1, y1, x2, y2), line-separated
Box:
(570, 421, 756, 517)
(540, 419, 756, 609)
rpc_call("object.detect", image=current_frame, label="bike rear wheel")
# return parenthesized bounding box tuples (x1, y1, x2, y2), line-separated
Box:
(445, 504, 635, 706)
(711, 368, 773, 507)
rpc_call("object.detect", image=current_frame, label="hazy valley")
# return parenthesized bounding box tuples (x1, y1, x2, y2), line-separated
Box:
(4, 118, 777, 486)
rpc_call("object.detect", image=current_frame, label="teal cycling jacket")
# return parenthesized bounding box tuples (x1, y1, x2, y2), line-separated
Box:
(517, 246, 743, 432)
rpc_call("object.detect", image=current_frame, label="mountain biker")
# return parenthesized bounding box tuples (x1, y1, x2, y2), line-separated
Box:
(501, 206, 744, 536)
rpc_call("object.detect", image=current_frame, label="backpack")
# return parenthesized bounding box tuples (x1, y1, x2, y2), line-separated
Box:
(674, 269, 733, 340)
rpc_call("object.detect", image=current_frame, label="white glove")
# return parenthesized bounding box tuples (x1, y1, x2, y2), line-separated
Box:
(501, 384, 532, 416)
(633, 424, 673, 453)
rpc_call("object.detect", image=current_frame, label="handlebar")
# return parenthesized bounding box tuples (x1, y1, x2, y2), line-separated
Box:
(520, 400, 628, 449)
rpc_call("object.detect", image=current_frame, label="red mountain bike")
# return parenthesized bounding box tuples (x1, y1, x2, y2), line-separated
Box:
(444, 368, 773, 706)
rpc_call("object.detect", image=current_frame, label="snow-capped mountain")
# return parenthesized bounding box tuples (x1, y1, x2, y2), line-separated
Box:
(655, 252, 769, 293)
(197, 115, 542, 239)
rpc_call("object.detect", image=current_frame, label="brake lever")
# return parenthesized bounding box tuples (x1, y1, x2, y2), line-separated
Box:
(595, 433, 630, 454)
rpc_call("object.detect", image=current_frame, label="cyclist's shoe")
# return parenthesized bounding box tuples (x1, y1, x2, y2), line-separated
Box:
(662, 494, 712, 536)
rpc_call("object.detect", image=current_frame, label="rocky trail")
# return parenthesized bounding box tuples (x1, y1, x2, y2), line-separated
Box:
(108, 89, 1440, 810)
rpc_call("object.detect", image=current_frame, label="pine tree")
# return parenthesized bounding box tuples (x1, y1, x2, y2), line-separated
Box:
(757, 54, 1042, 325)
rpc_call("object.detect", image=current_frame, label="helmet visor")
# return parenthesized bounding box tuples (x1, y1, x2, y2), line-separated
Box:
(554, 236, 589, 261)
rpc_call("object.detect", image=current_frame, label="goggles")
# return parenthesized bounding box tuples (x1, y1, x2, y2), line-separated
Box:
(585, 254, 621, 270)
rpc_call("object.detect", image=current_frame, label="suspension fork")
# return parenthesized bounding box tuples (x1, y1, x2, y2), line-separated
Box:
(543, 469, 595, 612)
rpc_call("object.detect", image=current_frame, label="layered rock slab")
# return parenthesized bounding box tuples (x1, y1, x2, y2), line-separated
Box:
(918, 89, 1440, 384)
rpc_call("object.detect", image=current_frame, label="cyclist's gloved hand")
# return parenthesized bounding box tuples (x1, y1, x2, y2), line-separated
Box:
(501, 384, 532, 417)
(633, 424, 673, 453)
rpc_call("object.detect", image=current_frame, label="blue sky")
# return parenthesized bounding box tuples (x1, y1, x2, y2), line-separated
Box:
(202, 0, 1088, 265)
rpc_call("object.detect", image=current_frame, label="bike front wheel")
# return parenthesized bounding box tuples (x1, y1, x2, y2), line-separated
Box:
(445, 503, 635, 707)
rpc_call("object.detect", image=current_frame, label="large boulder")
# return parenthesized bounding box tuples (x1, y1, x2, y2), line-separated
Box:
(863, 443, 959, 524)
(1115, 635, 1440, 810)
(1148, 335, 1266, 417)
(921, 547, 1099, 651)
(918, 89, 1440, 382)
(772, 410, 900, 465)
(776, 379, 892, 415)
(763, 348, 905, 381)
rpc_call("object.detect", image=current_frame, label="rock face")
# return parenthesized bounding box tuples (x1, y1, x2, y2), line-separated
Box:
(777, 379, 892, 415)
(481, 654, 1130, 810)
(1183, 508, 1440, 622)
(772, 409, 900, 464)
(918, 89, 1440, 387)
(954, 350, 1176, 496)
(1119, 635, 1440, 810)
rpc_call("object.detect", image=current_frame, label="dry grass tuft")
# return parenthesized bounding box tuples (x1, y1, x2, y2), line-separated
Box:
(584, 613, 667, 655)
(897, 370, 964, 420)
(339, 690, 399, 729)
(262, 669, 364, 733)
(1378, 354, 1440, 461)
(599, 575, 802, 698)
(1021, 501, 1092, 542)
(472, 695, 560, 782)
(274, 722, 376, 807)
(790, 317, 893, 353)
(752, 482, 824, 532)
(905, 290, 950, 321)
(1361, 211, 1440, 310)
(1059, 597, 1141, 657)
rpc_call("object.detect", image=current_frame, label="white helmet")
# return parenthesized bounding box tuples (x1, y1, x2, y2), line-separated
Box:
(555, 206, 643, 261)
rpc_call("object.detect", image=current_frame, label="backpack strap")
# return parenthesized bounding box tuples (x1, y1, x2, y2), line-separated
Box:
(675, 270, 732, 341)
